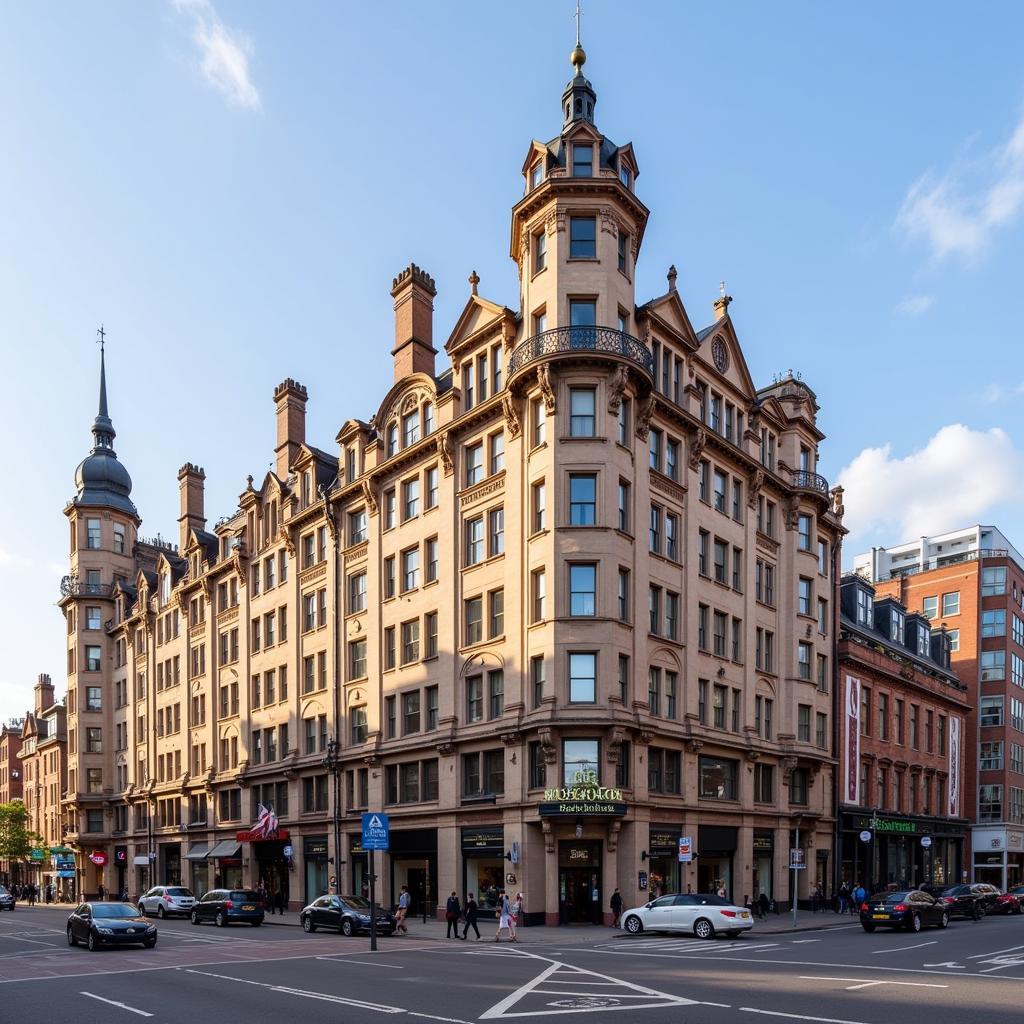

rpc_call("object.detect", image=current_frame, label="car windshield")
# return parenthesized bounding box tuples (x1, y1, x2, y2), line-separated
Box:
(92, 903, 140, 919)
(882, 892, 912, 903)
(341, 896, 371, 910)
(230, 891, 261, 901)
(166, 888, 192, 897)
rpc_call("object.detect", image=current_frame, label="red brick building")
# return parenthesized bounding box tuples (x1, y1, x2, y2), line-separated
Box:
(837, 575, 969, 891)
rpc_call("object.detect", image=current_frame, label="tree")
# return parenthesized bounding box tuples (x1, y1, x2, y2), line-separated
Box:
(0, 801, 44, 863)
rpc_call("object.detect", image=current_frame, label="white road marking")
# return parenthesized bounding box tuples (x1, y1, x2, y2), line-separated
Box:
(408, 1014, 475, 1024)
(967, 944, 1024, 960)
(81, 992, 153, 1017)
(922, 962, 965, 969)
(870, 941, 936, 954)
(315, 956, 404, 968)
(740, 1009, 871, 1024)
(801, 976, 947, 990)
(791, 940, 821, 944)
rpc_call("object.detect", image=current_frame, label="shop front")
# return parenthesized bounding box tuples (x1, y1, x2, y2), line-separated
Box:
(185, 843, 211, 897)
(248, 833, 291, 908)
(160, 842, 181, 886)
(697, 825, 737, 901)
(388, 828, 438, 919)
(114, 846, 128, 898)
(646, 827, 681, 899)
(558, 841, 602, 923)
(207, 838, 243, 890)
(752, 830, 774, 901)
(462, 826, 505, 917)
(303, 835, 329, 904)
(972, 827, 1024, 890)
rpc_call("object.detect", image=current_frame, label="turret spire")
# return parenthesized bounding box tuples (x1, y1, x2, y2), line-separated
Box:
(562, 2, 596, 129)
(92, 325, 115, 449)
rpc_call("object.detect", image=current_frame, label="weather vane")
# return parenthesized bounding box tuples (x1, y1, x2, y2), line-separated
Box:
(96, 324, 105, 353)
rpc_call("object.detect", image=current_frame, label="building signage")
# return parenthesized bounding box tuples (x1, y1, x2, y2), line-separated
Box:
(948, 715, 961, 818)
(89, 851, 108, 866)
(844, 674, 861, 803)
(361, 812, 390, 851)
(539, 771, 626, 817)
(789, 849, 805, 870)
(857, 817, 917, 835)
(678, 836, 693, 863)
(236, 827, 290, 843)
(461, 827, 504, 854)
(752, 833, 774, 853)
(29, 848, 45, 861)
(649, 831, 678, 855)
(304, 838, 328, 857)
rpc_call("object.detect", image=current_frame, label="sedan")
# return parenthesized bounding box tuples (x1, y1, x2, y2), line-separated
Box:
(924, 884, 986, 920)
(993, 887, 1024, 915)
(67, 902, 157, 951)
(860, 890, 949, 932)
(300, 894, 396, 936)
(621, 893, 754, 940)
(139, 885, 195, 919)
(190, 888, 265, 927)
(0, 886, 15, 911)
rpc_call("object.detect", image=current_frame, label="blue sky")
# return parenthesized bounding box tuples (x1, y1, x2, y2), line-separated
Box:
(2, 0, 1024, 719)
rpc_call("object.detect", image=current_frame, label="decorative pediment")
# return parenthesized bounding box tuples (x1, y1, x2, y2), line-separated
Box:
(692, 317, 758, 402)
(443, 294, 515, 360)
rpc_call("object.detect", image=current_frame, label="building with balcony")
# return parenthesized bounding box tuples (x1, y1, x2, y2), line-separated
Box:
(836, 576, 969, 891)
(856, 525, 1024, 888)
(56, 41, 846, 921)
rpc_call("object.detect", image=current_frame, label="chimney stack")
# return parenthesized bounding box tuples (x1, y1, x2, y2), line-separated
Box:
(177, 463, 207, 551)
(273, 379, 308, 479)
(390, 263, 437, 383)
(34, 673, 54, 716)
(713, 284, 733, 322)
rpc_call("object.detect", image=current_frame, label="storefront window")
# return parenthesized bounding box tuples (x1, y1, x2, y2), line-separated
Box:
(563, 739, 599, 784)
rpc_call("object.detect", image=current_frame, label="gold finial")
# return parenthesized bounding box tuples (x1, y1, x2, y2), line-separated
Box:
(469, 270, 480, 296)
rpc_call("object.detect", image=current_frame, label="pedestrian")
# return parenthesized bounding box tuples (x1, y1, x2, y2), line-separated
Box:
(852, 883, 866, 912)
(837, 881, 849, 915)
(758, 892, 770, 920)
(97, 883, 106, 902)
(396, 884, 410, 935)
(446, 891, 462, 939)
(811, 883, 822, 913)
(686, 883, 693, 894)
(275, 887, 285, 915)
(716, 885, 727, 900)
(494, 890, 516, 943)
(610, 887, 623, 928)
(511, 893, 523, 938)
(462, 893, 480, 941)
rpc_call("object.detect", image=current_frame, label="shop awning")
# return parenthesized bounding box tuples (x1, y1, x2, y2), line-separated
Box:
(208, 840, 242, 860)
(185, 843, 211, 861)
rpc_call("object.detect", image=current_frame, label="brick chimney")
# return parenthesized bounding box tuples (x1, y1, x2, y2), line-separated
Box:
(177, 463, 206, 551)
(273, 379, 308, 478)
(390, 263, 437, 383)
(34, 674, 54, 716)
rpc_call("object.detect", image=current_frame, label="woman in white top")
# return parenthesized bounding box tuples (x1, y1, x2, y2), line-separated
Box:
(494, 892, 517, 942)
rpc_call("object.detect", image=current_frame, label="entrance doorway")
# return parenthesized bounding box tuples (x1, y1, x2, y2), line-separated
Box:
(558, 841, 601, 924)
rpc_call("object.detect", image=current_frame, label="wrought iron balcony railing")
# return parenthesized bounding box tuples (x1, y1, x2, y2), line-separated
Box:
(60, 576, 115, 599)
(789, 470, 830, 495)
(508, 325, 653, 377)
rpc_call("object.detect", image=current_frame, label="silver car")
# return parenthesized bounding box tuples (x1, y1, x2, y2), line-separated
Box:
(138, 885, 196, 918)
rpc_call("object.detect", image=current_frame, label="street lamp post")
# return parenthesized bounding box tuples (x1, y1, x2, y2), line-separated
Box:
(322, 738, 343, 895)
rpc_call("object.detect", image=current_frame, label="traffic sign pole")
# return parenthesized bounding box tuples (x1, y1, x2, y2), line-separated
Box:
(369, 849, 377, 952)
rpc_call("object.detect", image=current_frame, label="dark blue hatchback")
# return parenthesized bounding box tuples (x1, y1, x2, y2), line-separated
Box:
(190, 889, 265, 927)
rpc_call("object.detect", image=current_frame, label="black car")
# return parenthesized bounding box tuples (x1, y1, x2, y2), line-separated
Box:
(860, 890, 949, 932)
(300, 894, 395, 936)
(0, 886, 15, 911)
(924, 883, 990, 920)
(190, 888, 265, 927)
(67, 902, 157, 950)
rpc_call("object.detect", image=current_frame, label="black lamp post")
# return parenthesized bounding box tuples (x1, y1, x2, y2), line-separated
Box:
(322, 738, 343, 894)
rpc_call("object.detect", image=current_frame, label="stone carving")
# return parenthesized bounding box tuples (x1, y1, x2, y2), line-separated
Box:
(783, 494, 801, 531)
(599, 206, 619, 236)
(501, 394, 521, 439)
(361, 479, 378, 516)
(437, 431, 453, 476)
(537, 364, 557, 414)
(538, 726, 558, 764)
(605, 725, 625, 761)
(747, 467, 765, 509)
(685, 738, 704, 754)
(545, 209, 566, 235)
(688, 426, 708, 470)
(634, 394, 656, 441)
(607, 366, 629, 413)
(277, 524, 296, 559)
(829, 485, 845, 520)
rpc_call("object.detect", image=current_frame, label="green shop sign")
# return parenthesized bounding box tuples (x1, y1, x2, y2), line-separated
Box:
(29, 848, 46, 861)
(859, 817, 918, 835)
(538, 770, 627, 818)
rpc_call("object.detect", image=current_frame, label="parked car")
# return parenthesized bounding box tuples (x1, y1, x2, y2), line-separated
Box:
(190, 888, 264, 927)
(922, 884, 987, 920)
(67, 902, 157, 950)
(138, 885, 196, 919)
(971, 883, 1002, 913)
(620, 893, 754, 940)
(860, 890, 949, 933)
(0, 886, 15, 911)
(299, 894, 396, 936)
(992, 887, 1024, 915)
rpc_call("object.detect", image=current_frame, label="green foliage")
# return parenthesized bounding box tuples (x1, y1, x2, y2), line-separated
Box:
(0, 800, 45, 861)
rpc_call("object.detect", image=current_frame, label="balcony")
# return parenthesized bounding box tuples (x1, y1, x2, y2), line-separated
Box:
(789, 470, 830, 496)
(60, 576, 115, 599)
(508, 325, 653, 379)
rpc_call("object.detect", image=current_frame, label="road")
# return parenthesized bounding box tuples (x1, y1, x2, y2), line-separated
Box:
(1, 905, 1022, 1023)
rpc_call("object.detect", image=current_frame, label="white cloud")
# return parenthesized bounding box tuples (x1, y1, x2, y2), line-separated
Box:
(172, 0, 261, 110)
(977, 381, 1024, 404)
(894, 294, 934, 316)
(895, 109, 1024, 260)
(837, 424, 1024, 549)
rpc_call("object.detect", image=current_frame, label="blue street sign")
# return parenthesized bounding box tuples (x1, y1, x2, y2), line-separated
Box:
(362, 812, 390, 851)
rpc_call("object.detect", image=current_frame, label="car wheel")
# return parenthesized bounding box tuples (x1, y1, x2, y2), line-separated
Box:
(341, 918, 355, 937)
(302, 915, 315, 933)
(144, 937, 157, 949)
(1016, 903, 1023, 916)
(623, 915, 643, 935)
(862, 923, 876, 933)
(139, 904, 148, 917)
(694, 917, 715, 941)
(909, 913, 922, 933)
(157, 905, 166, 919)
(215, 911, 227, 928)
(191, 910, 200, 925)
(87, 930, 100, 952)
(67, 926, 77, 947)
(938, 911, 949, 929)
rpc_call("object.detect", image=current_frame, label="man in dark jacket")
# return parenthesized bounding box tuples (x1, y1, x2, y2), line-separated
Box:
(610, 888, 623, 928)
(461, 893, 480, 940)
(445, 891, 462, 938)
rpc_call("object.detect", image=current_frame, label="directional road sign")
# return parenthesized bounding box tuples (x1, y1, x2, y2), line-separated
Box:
(362, 812, 390, 851)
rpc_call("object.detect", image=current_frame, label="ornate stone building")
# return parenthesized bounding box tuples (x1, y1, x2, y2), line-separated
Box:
(58, 44, 844, 922)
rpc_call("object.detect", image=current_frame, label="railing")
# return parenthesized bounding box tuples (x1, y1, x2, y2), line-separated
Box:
(789, 469, 830, 495)
(882, 548, 1014, 581)
(60, 576, 115, 599)
(508, 325, 653, 377)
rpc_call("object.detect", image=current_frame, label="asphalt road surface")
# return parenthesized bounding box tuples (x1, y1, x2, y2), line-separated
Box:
(1, 906, 1023, 1023)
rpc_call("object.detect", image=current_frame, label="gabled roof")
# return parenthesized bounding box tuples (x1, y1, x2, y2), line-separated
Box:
(691, 314, 758, 402)
(639, 287, 700, 350)
(444, 293, 514, 359)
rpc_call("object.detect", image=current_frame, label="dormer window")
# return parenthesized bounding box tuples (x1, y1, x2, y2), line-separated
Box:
(572, 143, 593, 177)
(856, 588, 873, 626)
(422, 402, 435, 436)
(463, 361, 475, 410)
(530, 162, 543, 190)
(160, 572, 170, 605)
(402, 410, 420, 448)
(345, 446, 358, 482)
(891, 610, 905, 645)
(619, 163, 632, 190)
(301, 472, 312, 508)
(918, 625, 930, 657)
(386, 423, 399, 457)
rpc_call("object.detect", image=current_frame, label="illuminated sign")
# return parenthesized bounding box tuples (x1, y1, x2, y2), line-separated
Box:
(538, 770, 626, 817)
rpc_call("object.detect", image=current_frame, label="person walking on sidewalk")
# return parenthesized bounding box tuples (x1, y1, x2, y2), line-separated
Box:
(396, 885, 410, 935)
(610, 888, 623, 928)
(494, 891, 516, 942)
(462, 893, 480, 941)
(446, 892, 462, 939)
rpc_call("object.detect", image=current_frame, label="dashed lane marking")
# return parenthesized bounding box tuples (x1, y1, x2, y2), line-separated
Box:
(870, 941, 936, 954)
(798, 975, 947, 991)
(315, 956, 405, 968)
(740, 1010, 872, 1024)
(81, 992, 153, 1017)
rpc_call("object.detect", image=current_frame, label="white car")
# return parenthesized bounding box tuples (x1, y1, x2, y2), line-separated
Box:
(138, 885, 196, 918)
(621, 892, 754, 939)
